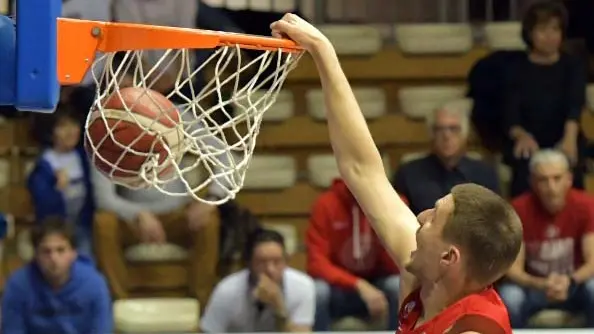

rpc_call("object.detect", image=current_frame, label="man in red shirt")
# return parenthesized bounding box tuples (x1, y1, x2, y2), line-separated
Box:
(499, 149, 594, 328)
(307, 179, 401, 330)
(271, 14, 521, 334)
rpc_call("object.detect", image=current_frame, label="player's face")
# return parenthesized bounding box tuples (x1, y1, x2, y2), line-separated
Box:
(250, 241, 286, 284)
(406, 195, 455, 282)
(531, 18, 562, 56)
(35, 233, 76, 283)
(431, 110, 465, 159)
(53, 118, 81, 152)
(531, 162, 572, 213)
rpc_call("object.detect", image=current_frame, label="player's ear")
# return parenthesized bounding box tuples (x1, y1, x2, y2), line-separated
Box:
(439, 246, 461, 266)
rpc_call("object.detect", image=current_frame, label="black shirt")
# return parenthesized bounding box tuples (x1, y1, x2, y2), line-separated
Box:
(392, 154, 500, 215)
(503, 53, 586, 149)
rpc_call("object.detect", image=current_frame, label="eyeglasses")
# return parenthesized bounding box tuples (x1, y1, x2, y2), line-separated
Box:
(432, 125, 462, 134)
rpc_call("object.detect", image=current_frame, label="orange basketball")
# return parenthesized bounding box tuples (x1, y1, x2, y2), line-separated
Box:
(85, 87, 184, 186)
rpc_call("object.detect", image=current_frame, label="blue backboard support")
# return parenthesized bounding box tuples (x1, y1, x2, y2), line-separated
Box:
(0, 0, 62, 112)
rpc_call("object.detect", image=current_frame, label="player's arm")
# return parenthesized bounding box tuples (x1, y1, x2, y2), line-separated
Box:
(506, 243, 547, 290)
(270, 14, 419, 303)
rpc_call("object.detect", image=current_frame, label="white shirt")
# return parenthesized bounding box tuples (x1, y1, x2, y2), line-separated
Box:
(200, 268, 315, 332)
(43, 149, 86, 224)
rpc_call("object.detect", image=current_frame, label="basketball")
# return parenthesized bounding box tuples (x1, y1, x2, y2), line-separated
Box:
(85, 87, 184, 186)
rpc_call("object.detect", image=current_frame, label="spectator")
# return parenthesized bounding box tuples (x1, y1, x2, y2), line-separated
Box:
(307, 179, 400, 330)
(28, 105, 95, 260)
(503, 0, 587, 197)
(392, 104, 500, 214)
(1, 218, 112, 334)
(200, 229, 315, 332)
(499, 149, 594, 328)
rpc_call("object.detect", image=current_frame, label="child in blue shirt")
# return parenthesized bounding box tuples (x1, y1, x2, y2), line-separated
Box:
(27, 104, 95, 261)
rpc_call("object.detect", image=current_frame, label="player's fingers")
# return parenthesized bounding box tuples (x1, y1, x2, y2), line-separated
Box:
(270, 20, 297, 35)
(271, 30, 283, 39)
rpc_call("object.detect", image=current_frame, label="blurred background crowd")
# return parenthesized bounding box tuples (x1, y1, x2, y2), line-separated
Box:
(1, 0, 594, 333)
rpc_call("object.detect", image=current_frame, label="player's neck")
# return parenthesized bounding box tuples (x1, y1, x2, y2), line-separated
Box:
(420, 278, 486, 319)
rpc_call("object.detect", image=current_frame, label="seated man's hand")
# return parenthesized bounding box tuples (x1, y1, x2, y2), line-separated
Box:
(136, 211, 166, 244)
(252, 274, 284, 311)
(356, 279, 388, 318)
(187, 201, 216, 232)
(545, 273, 570, 302)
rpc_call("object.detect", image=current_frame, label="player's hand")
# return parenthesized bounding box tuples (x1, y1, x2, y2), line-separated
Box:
(270, 13, 331, 53)
(136, 211, 166, 244)
(187, 201, 216, 232)
(253, 274, 284, 310)
(545, 273, 570, 302)
(513, 133, 539, 159)
(55, 169, 70, 190)
(356, 279, 388, 318)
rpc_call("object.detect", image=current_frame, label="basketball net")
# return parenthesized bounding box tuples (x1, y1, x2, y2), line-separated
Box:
(85, 45, 302, 204)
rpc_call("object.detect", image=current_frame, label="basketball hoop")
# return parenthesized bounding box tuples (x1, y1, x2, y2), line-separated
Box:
(56, 19, 303, 204)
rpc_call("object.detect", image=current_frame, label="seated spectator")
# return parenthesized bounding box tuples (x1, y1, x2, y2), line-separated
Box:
(392, 104, 500, 214)
(307, 179, 400, 330)
(503, 0, 587, 197)
(499, 149, 594, 328)
(200, 229, 315, 332)
(28, 105, 95, 260)
(1, 218, 112, 334)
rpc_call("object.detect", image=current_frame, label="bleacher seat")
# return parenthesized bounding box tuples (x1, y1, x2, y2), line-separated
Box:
(318, 25, 382, 55)
(262, 221, 298, 255)
(307, 87, 386, 121)
(0, 159, 9, 188)
(124, 243, 189, 262)
(243, 155, 296, 190)
(307, 154, 391, 188)
(587, 84, 594, 112)
(241, 90, 294, 122)
(399, 151, 483, 165)
(395, 24, 473, 55)
(398, 86, 466, 119)
(16, 229, 33, 262)
(114, 298, 200, 333)
(202, 0, 294, 12)
(484, 22, 525, 50)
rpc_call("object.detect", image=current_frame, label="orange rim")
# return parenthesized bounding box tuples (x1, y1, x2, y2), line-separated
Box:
(57, 18, 302, 85)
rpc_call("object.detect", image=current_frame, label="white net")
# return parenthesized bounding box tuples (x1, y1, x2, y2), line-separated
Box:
(84, 45, 302, 204)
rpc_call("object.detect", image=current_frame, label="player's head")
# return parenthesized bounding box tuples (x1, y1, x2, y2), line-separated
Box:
(244, 228, 287, 284)
(406, 184, 522, 286)
(529, 149, 572, 213)
(31, 217, 78, 283)
(522, 0, 567, 55)
(427, 104, 469, 159)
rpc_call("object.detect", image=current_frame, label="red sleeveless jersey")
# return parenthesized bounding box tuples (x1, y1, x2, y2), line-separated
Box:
(396, 286, 511, 334)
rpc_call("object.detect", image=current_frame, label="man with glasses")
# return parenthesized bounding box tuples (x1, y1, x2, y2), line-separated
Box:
(392, 105, 500, 214)
(200, 229, 315, 332)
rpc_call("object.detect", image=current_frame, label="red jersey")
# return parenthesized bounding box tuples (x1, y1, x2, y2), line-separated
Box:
(306, 179, 402, 289)
(512, 189, 594, 276)
(396, 286, 511, 334)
